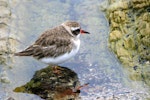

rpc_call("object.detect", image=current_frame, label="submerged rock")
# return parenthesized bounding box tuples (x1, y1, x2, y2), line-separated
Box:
(14, 66, 80, 100)
(103, 0, 150, 86)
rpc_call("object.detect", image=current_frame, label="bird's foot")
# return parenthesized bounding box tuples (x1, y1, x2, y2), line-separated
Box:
(73, 83, 89, 93)
(52, 66, 63, 74)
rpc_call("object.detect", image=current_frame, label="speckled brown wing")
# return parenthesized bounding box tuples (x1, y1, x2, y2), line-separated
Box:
(15, 25, 74, 59)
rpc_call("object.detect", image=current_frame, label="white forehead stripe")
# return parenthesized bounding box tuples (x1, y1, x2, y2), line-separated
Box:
(71, 27, 80, 31)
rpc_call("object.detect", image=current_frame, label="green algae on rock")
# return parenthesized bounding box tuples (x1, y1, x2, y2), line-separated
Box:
(103, 0, 150, 86)
(14, 66, 80, 100)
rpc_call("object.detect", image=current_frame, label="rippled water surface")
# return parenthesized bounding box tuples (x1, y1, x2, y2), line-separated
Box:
(0, 0, 149, 100)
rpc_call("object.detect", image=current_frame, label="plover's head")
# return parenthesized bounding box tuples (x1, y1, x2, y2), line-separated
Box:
(62, 21, 90, 38)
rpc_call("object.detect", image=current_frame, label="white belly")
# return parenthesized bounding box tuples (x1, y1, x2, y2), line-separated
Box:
(40, 39, 80, 64)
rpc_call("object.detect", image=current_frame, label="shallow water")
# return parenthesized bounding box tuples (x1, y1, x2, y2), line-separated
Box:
(0, 0, 149, 100)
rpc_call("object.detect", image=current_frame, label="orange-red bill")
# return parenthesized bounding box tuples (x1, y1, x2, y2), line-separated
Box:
(80, 29, 90, 34)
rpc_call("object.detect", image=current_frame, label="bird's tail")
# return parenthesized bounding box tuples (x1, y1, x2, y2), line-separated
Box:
(14, 46, 33, 56)
(14, 51, 32, 56)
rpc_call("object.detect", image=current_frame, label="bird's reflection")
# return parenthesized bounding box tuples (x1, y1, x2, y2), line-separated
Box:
(14, 65, 81, 100)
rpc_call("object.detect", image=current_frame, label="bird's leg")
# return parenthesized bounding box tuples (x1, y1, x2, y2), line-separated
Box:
(51, 65, 63, 74)
(73, 83, 89, 93)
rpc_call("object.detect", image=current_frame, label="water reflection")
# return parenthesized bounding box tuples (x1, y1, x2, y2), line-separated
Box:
(14, 65, 82, 100)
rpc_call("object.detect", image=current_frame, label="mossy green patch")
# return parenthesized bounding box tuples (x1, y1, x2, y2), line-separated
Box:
(14, 65, 80, 100)
(104, 0, 150, 86)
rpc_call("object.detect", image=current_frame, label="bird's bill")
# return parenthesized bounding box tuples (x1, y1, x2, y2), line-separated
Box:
(80, 29, 90, 34)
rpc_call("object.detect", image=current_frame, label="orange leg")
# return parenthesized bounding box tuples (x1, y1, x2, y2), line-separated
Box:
(52, 66, 63, 74)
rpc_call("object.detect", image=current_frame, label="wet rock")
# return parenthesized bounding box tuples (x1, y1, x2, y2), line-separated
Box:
(14, 66, 80, 100)
(103, 0, 150, 86)
(0, 0, 17, 66)
(0, 1, 8, 7)
(109, 30, 122, 42)
(0, 71, 10, 83)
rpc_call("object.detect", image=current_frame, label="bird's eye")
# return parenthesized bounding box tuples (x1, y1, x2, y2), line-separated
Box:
(74, 29, 80, 32)
(71, 27, 80, 31)
(72, 29, 80, 36)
